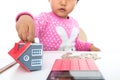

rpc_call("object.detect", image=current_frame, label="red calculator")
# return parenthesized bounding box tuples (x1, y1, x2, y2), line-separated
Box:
(47, 58, 105, 80)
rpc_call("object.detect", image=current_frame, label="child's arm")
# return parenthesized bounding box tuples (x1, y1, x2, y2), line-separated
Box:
(16, 13, 35, 42)
(90, 44, 101, 51)
(76, 28, 100, 51)
(75, 40, 100, 51)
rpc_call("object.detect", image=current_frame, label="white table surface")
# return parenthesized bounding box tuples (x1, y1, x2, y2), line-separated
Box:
(0, 51, 120, 80)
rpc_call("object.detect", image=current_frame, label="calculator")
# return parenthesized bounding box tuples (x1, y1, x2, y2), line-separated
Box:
(47, 59, 105, 80)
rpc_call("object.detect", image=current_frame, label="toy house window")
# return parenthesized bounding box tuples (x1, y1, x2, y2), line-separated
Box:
(31, 59, 42, 66)
(32, 49, 42, 56)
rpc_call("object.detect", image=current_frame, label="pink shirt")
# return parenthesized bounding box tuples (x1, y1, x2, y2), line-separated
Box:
(34, 12, 91, 51)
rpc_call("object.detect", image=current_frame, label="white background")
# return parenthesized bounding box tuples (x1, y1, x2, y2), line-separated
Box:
(0, 0, 120, 58)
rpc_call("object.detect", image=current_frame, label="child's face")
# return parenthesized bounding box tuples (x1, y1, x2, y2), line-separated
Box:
(49, 0, 77, 18)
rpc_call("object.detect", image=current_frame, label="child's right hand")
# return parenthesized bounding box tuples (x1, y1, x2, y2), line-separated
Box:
(16, 15, 35, 42)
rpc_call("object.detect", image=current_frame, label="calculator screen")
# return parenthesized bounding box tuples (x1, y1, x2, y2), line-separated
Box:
(47, 70, 104, 80)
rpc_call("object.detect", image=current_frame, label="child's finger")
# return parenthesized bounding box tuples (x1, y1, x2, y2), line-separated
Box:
(27, 35, 34, 42)
(27, 24, 35, 42)
(21, 33, 27, 41)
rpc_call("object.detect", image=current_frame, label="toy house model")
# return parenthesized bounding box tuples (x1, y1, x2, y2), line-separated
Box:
(8, 42, 43, 71)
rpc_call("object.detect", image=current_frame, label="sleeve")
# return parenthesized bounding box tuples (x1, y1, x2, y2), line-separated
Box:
(75, 38, 92, 51)
(34, 12, 47, 38)
(16, 12, 33, 22)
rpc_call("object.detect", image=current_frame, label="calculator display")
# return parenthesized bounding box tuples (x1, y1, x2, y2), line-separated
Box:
(47, 70, 105, 80)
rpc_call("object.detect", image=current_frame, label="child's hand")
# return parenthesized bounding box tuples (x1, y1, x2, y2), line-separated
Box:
(16, 15, 35, 42)
(90, 45, 101, 51)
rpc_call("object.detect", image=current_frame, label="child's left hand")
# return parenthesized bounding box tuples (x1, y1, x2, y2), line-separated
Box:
(90, 45, 101, 51)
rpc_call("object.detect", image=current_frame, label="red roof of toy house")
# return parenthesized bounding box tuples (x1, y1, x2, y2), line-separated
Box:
(8, 42, 31, 60)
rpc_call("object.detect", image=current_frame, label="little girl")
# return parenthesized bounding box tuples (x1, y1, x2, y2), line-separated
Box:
(16, 0, 100, 51)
